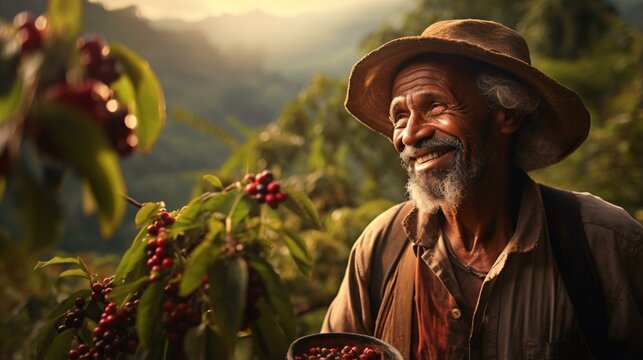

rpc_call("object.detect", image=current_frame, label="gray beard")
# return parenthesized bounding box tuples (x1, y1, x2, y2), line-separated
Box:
(400, 126, 493, 214)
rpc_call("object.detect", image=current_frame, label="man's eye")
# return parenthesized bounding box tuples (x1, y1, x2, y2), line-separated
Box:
(391, 113, 408, 125)
(428, 103, 447, 114)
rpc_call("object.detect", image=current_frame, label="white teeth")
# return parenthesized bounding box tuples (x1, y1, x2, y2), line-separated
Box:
(416, 150, 447, 164)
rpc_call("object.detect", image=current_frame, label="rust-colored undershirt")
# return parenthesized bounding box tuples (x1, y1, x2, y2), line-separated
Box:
(412, 247, 484, 359)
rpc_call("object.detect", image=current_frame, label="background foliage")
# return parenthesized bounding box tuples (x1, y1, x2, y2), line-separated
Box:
(0, 0, 641, 357)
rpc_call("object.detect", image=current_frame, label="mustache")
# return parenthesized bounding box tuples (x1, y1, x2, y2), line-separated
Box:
(400, 136, 462, 163)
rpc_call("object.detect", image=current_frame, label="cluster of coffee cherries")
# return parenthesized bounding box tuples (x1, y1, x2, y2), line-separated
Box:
(57, 297, 86, 333)
(76, 36, 120, 85)
(294, 345, 381, 360)
(13, 11, 49, 53)
(90, 276, 114, 302)
(45, 77, 138, 157)
(57, 276, 114, 334)
(37, 30, 137, 158)
(243, 170, 287, 208)
(145, 210, 177, 281)
(162, 280, 199, 357)
(67, 300, 140, 359)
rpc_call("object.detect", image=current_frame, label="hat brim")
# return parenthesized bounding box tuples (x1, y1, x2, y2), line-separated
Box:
(345, 36, 590, 171)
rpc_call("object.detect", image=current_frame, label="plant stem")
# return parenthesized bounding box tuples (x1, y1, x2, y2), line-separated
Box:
(123, 194, 143, 208)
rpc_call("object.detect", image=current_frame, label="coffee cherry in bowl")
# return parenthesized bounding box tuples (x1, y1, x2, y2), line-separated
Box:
(287, 332, 403, 360)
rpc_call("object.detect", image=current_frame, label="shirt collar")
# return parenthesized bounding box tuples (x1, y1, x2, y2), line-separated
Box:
(402, 174, 545, 256)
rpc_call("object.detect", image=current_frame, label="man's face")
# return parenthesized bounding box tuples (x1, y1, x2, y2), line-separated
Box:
(390, 55, 495, 213)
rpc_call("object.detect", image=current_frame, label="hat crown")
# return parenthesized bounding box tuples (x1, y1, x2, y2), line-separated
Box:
(422, 19, 531, 65)
(345, 18, 589, 171)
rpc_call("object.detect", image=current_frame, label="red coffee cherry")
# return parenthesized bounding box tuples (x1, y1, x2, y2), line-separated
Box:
(77, 35, 121, 84)
(255, 170, 273, 184)
(267, 182, 280, 194)
(245, 182, 258, 195)
(46, 80, 113, 125)
(13, 12, 48, 53)
(104, 105, 138, 157)
(243, 173, 256, 184)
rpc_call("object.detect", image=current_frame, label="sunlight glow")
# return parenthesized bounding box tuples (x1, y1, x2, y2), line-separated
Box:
(88, 0, 400, 21)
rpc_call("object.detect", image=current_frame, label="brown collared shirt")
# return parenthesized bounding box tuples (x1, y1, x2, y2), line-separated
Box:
(321, 176, 643, 359)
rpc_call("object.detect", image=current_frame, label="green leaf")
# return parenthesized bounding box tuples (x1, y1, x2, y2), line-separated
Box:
(77, 257, 91, 276)
(107, 276, 148, 306)
(229, 194, 253, 228)
(18, 166, 63, 250)
(34, 256, 80, 270)
(0, 78, 23, 124)
(283, 187, 322, 230)
(179, 241, 222, 297)
(114, 226, 149, 283)
(135, 202, 162, 228)
(249, 300, 290, 360)
(246, 256, 296, 339)
(110, 43, 165, 152)
(202, 190, 239, 213)
(48, 288, 92, 319)
(0, 177, 5, 200)
(47, 0, 82, 41)
(83, 300, 103, 323)
(173, 191, 238, 236)
(45, 328, 75, 360)
(34, 320, 58, 359)
(203, 217, 225, 243)
(171, 197, 207, 235)
(80, 180, 96, 215)
(137, 280, 165, 359)
(39, 103, 126, 238)
(184, 324, 229, 360)
(282, 229, 312, 276)
(110, 71, 136, 106)
(208, 256, 247, 351)
(203, 174, 223, 190)
(59, 268, 91, 280)
(234, 336, 255, 360)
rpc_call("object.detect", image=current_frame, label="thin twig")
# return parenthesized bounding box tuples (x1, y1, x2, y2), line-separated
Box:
(123, 194, 143, 208)
(222, 182, 239, 193)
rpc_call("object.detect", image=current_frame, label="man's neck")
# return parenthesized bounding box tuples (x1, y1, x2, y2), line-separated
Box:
(440, 169, 523, 270)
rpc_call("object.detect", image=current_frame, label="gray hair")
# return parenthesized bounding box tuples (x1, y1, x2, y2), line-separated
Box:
(475, 64, 559, 169)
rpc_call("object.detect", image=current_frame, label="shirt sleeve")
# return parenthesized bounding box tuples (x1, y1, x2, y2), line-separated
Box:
(576, 191, 643, 354)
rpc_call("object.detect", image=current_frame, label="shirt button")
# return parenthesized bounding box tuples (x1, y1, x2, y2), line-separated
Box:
(451, 308, 462, 319)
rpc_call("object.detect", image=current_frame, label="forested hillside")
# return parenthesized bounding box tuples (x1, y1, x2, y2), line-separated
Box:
(0, 0, 406, 252)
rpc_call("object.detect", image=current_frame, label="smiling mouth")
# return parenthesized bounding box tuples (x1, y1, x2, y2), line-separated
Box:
(415, 148, 451, 164)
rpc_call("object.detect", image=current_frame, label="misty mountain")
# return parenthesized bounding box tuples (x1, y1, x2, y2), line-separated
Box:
(152, 1, 410, 81)
(1, 0, 297, 251)
(0, 0, 407, 252)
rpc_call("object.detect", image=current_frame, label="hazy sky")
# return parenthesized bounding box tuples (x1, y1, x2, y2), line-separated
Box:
(87, 0, 402, 20)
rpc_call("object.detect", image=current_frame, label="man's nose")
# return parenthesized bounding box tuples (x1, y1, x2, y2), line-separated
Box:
(400, 112, 435, 148)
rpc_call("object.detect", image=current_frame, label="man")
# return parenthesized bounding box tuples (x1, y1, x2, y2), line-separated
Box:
(321, 19, 642, 359)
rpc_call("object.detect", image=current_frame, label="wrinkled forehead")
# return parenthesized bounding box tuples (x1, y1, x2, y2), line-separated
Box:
(392, 53, 478, 98)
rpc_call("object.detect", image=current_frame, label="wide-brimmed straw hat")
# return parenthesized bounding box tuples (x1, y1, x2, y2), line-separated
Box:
(345, 19, 590, 171)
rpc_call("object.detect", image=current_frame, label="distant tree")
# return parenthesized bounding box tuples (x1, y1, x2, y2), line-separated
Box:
(517, 0, 614, 58)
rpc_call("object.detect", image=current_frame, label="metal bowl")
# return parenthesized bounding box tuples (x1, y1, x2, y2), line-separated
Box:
(286, 332, 403, 359)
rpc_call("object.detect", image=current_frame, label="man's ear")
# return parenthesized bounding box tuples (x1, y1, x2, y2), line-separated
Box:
(494, 109, 523, 135)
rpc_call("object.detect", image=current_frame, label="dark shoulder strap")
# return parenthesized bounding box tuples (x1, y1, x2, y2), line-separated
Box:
(540, 184, 609, 359)
(369, 201, 414, 320)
